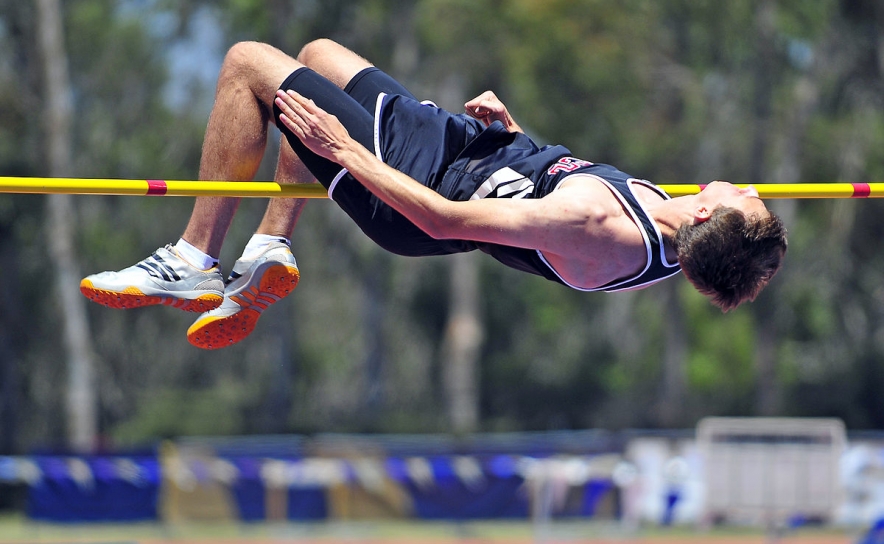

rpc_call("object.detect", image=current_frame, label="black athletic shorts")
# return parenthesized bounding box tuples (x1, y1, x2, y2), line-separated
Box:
(275, 67, 478, 256)
(274, 67, 414, 186)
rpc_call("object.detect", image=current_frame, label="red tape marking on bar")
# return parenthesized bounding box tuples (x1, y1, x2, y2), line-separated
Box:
(146, 179, 168, 195)
(853, 183, 871, 198)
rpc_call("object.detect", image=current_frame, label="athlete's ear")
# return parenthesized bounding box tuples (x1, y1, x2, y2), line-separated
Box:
(693, 205, 713, 224)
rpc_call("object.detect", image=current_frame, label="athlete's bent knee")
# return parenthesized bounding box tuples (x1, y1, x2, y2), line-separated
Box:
(217, 42, 264, 83)
(223, 42, 263, 68)
(296, 38, 337, 66)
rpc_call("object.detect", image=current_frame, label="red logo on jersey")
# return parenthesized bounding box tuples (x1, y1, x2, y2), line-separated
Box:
(547, 157, 593, 176)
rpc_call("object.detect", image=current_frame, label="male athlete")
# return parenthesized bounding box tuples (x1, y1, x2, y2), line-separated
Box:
(80, 40, 787, 350)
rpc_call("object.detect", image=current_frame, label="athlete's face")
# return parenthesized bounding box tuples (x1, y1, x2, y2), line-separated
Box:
(697, 181, 769, 217)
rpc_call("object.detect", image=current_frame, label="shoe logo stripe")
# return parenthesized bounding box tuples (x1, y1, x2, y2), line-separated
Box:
(136, 262, 165, 280)
(150, 253, 182, 281)
(145, 260, 174, 282)
(134, 253, 182, 282)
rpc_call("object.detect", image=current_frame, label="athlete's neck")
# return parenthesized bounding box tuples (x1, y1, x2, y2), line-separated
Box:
(644, 196, 700, 262)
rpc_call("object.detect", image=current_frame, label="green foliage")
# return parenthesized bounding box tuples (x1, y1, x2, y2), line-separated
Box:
(681, 288, 755, 394)
(112, 381, 254, 445)
(2, 0, 884, 451)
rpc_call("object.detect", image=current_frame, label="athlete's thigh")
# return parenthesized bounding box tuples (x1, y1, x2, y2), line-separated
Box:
(297, 39, 373, 89)
(297, 39, 416, 115)
(223, 41, 304, 109)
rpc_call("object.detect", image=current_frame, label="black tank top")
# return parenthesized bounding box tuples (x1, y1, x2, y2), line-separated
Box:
(439, 123, 681, 292)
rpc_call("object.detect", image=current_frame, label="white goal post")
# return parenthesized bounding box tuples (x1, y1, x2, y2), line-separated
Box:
(697, 417, 846, 527)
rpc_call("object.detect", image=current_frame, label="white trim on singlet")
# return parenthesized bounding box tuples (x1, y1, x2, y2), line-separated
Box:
(536, 175, 680, 292)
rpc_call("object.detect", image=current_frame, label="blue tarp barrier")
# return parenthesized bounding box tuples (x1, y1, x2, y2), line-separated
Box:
(285, 487, 327, 520)
(16, 453, 611, 523)
(228, 457, 327, 521)
(387, 456, 529, 520)
(26, 456, 160, 522)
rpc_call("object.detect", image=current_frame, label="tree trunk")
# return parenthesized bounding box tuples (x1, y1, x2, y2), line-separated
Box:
(440, 252, 483, 434)
(750, 0, 782, 416)
(656, 281, 686, 426)
(420, 63, 486, 434)
(35, 0, 98, 452)
(0, 235, 23, 453)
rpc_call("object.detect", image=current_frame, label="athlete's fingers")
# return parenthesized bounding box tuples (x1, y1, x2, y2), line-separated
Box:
(274, 95, 302, 131)
(274, 93, 312, 140)
(285, 89, 314, 111)
(277, 90, 311, 122)
(466, 101, 489, 117)
(285, 89, 332, 128)
(465, 90, 496, 109)
(274, 89, 353, 163)
(280, 90, 344, 138)
(465, 105, 485, 120)
(466, 101, 503, 128)
(277, 109, 305, 139)
(274, 90, 298, 117)
(277, 90, 323, 134)
(276, 90, 314, 124)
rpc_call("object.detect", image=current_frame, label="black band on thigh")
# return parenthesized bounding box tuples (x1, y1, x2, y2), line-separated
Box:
(274, 67, 375, 187)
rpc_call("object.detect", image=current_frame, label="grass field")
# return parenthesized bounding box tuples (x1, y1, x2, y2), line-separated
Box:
(0, 516, 860, 544)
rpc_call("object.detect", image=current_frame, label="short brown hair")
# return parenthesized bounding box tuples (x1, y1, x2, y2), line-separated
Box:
(674, 207, 787, 311)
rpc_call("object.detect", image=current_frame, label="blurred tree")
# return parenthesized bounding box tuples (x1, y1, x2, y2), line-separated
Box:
(2, 0, 884, 449)
(0, 0, 35, 455)
(36, 0, 98, 452)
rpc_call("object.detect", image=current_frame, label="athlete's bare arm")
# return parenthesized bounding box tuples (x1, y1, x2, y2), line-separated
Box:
(275, 89, 646, 288)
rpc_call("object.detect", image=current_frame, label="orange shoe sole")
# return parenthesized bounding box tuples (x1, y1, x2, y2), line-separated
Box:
(187, 264, 300, 350)
(79, 279, 223, 313)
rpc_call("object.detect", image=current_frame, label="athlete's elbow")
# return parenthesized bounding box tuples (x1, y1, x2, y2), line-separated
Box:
(420, 215, 461, 241)
(421, 220, 453, 240)
(413, 201, 469, 240)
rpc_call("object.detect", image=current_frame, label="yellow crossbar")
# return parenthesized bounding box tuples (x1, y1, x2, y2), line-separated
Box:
(0, 177, 329, 198)
(2, 177, 884, 199)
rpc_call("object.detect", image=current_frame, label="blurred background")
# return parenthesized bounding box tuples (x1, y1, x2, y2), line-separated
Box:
(1, 0, 884, 538)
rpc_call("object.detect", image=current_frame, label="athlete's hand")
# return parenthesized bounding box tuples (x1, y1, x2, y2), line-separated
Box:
(275, 89, 353, 162)
(465, 91, 523, 133)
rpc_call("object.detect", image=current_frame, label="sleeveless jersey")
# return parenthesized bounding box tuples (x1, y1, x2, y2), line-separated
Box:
(437, 123, 681, 292)
(375, 95, 681, 292)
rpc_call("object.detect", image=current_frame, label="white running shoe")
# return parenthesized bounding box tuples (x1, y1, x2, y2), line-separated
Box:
(187, 242, 300, 350)
(80, 245, 225, 312)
